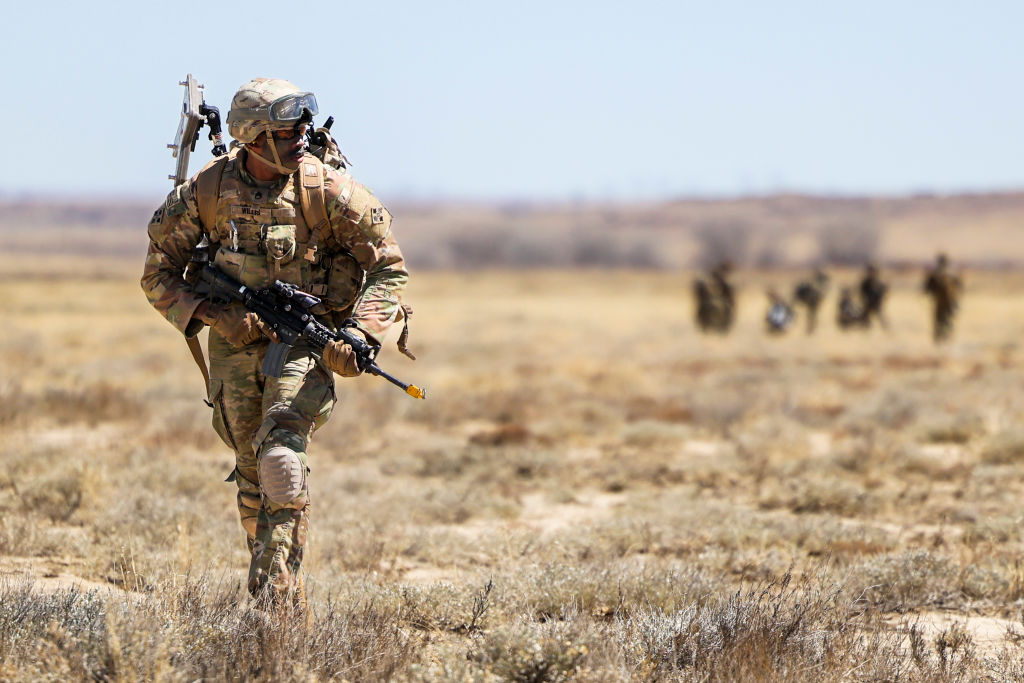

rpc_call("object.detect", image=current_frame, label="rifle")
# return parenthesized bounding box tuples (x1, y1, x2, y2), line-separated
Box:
(199, 265, 425, 399)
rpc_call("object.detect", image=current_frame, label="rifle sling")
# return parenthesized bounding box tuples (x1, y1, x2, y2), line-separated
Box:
(185, 335, 212, 402)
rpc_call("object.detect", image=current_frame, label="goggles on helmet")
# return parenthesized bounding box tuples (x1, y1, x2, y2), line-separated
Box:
(228, 92, 319, 124)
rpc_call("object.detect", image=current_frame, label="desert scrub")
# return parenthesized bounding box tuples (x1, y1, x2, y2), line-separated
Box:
(0, 575, 419, 682)
(0, 581, 108, 681)
(400, 579, 494, 632)
(980, 428, 1024, 465)
(0, 516, 90, 558)
(904, 621, 980, 681)
(467, 619, 590, 682)
(557, 516, 661, 560)
(917, 413, 985, 445)
(11, 465, 104, 523)
(898, 444, 972, 482)
(0, 381, 148, 428)
(620, 419, 693, 450)
(848, 550, 963, 611)
(616, 572, 880, 680)
(503, 563, 719, 621)
(957, 562, 1012, 601)
(759, 471, 874, 517)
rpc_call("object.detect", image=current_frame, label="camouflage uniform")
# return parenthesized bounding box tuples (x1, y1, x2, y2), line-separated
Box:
(141, 81, 407, 606)
(693, 262, 735, 334)
(923, 253, 962, 343)
(792, 269, 829, 334)
(836, 286, 868, 330)
(857, 263, 889, 330)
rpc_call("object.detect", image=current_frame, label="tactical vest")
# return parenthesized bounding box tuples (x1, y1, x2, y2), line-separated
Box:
(193, 151, 364, 316)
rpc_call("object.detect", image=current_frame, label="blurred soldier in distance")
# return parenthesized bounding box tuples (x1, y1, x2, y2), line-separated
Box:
(923, 252, 963, 343)
(792, 268, 829, 334)
(837, 286, 868, 330)
(858, 262, 889, 330)
(693, 261, 736, 334)
(765, 289, 794, 334)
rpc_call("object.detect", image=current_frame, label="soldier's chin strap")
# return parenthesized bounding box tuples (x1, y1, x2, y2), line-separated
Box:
(245, 130, 299, 175)
(246, 143, 294, 175)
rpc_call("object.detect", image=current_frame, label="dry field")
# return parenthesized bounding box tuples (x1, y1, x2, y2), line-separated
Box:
(4, 253, 1024, 680)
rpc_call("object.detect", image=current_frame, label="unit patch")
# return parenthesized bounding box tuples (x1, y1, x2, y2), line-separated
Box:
(371, 207, 385, 225)
(165, 200, 187, 217)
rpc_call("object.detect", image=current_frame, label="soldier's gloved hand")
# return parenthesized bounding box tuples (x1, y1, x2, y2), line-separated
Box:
(253, 318, 281, 344)
(198, 302, 266, 347)
(322, 339, 362, 377)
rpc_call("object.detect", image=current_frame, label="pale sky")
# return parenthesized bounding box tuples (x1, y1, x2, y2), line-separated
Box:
(3, 0, 1021, 201)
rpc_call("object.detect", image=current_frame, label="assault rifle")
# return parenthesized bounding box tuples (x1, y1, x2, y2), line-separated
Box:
(199, 265, 425, 399)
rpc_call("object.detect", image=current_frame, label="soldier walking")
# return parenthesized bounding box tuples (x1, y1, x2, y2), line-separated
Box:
(141, 78, 410, 610)
(923, 252, 963, 343)
(792, 269, 829, 334)
(836, 286, 868, 330)
(857, 263, 889, 330)
(693, 261, 736, 334)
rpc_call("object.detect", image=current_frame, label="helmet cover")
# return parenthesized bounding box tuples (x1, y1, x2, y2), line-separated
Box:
(227, 78, 317, 143)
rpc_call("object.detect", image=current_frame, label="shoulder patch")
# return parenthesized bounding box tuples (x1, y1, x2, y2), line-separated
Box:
(146, 203, 176, 242)
(360, 195, 392, 241)
(164, 185, 189, 217)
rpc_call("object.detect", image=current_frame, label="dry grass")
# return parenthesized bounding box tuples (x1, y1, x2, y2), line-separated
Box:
(4, 253, 1024, 680)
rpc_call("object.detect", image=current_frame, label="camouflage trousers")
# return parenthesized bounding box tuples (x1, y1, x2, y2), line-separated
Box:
(933, 304, 957, 343)
(207, 331, 335, 606)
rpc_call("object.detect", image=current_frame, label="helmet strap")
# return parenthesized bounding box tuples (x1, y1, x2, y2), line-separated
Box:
(246, 130, 295, 176)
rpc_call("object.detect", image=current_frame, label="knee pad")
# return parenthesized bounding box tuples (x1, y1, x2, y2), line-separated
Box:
(258, 446, 306, 505)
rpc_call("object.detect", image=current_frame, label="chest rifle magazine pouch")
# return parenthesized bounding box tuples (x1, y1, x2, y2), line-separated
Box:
(265, 223, 297, 265)
(214, 247, 270, 289)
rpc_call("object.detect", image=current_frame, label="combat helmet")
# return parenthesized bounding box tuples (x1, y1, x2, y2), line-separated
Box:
(226, 78, 318, 172)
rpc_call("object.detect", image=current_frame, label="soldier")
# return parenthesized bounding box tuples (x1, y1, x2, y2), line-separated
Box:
(693, 261, 735, 334)
(836, 286, 868, 330)
(141, 78, 409, 610)
(858, 262, 889, 329)
(923, 252, 963, 343)
(792, 269, 829, 334)
(764, 289, 794, 334)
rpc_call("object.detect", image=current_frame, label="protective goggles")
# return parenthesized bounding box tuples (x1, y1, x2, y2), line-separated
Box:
(228, 92, 319, 123)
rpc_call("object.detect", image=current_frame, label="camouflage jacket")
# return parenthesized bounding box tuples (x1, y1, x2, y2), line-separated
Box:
(923, 267, 962, 308)
(140, 150, 408, 349)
